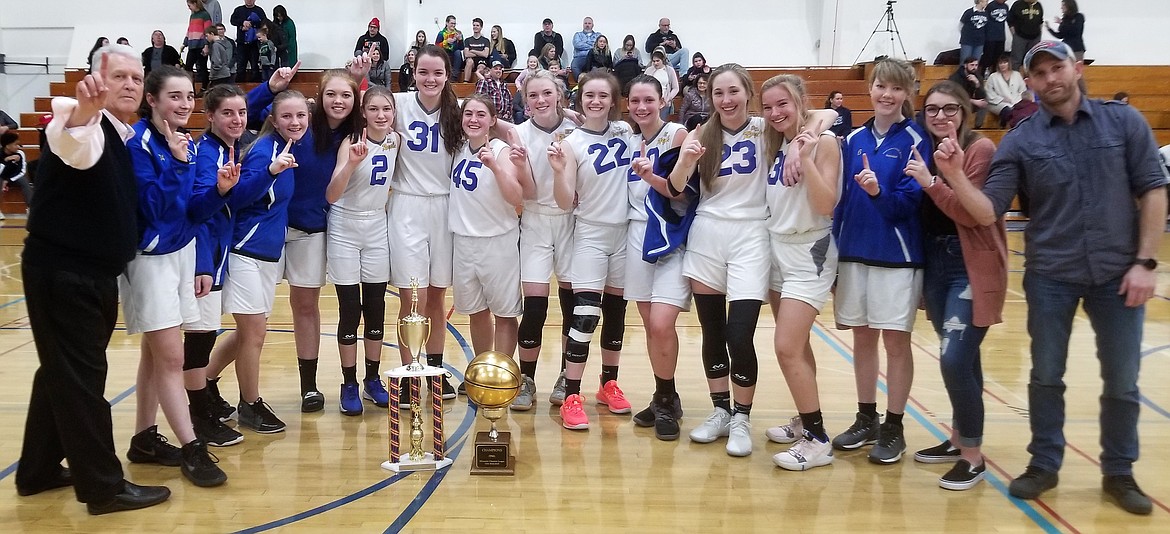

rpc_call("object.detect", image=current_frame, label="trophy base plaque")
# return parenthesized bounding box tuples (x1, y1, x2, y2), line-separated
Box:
(382, 453, 454, 473)
(470, 431, 515, 476)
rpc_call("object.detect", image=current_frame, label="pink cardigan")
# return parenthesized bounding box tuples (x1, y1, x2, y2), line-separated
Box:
(922, 136, 1009, 328)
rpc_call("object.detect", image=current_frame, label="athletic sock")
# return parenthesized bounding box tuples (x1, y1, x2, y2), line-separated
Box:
(364, 358, 380, 382)
(298, 358, 318, 394)
(426, 353, 443, 369)
(654, 376, 676, 397)
(711, 391, 732, 413)
(341, 365, 357, 385)
(886, 411, 904, 426)
(733, 401, 752, 416)
(565, 378, 582, 396)
(859, 402, 879, 418)
(799, 410, 829, 442)
(600, 364, 619, 386)
(187, 387, 210, 415)
(519, 359, 538, 380)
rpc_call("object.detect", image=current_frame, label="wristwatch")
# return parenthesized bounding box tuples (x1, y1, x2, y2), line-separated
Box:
(1134, 258, 1158, 270)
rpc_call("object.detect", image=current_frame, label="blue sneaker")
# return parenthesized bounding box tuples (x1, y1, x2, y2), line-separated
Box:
(339, 382, 363, 416)
(363, 378, 390, 408)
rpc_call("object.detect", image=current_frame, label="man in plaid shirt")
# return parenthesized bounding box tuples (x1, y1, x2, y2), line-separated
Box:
(475, 60, 513, 122)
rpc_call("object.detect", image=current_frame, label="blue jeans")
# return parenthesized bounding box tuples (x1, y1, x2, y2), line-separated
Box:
(667, 48, 689, 75)
(923, 236, 988, 447)
(571, 55, 588, 77)
(959, 44, 984, 64)
(1022, 271, 1144, 476)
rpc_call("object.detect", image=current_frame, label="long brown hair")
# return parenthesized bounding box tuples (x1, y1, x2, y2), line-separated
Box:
(760, 74, 811, 159)
(139, 65, 192, 119)
(697, 63, 754, 188)
(457, 94, 498, 149)
(311, 69, 361, 153)
(416, 44, 462, 155)
(575, 70, 622, 122)
(922, 80, 984, 150)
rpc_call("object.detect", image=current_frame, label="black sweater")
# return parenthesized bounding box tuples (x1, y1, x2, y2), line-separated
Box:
(24, 117, 138, 277)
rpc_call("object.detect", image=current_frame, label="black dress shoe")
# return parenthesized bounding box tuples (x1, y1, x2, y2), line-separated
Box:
(16, 467, 73, 496)
(86, 481, 171, 515)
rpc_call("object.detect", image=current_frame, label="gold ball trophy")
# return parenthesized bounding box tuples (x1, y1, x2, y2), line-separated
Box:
(463, 351, 521, 475)
(381, 279, 453, 473)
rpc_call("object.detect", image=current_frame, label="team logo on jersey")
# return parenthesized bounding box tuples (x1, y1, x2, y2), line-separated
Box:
(742, 125, 761, 140)
(555, 129, 574, 142)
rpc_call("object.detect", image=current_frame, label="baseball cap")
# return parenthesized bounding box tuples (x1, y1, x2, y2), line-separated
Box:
(542, 18, 553, 25)
(1023, 40, 1075, 71)
(491, 59, 504, 68)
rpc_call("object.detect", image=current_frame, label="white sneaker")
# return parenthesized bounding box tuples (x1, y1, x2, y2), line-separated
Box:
(510, 375, 536, 411)
(688, 407, 731, 443)
(726, 413, 753, 456)
(548, 372, 567, 406)
(773, 433, 834, 471)
(765, 415, 803, 444)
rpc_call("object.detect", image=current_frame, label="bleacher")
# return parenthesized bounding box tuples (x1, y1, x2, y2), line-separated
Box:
(6, 65, 1170, 216)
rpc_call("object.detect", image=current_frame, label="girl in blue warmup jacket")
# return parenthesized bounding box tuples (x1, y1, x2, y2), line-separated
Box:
(123, 65, 229, 487)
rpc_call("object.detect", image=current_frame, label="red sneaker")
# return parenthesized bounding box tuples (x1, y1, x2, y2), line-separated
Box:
(596, 380, 631, 414)
(560, 394, 590, 430)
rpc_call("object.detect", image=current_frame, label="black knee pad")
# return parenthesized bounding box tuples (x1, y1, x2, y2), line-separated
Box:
(335, 284, 361, 346)
(558, 286, 574, 338)
(600, 292, 627, 352)
(182, 331, 217, 371)
(565, 292, 601, 363)
(727, 300, 762, 387)
(518, 296, 549, 349)
(361, 282, 387, 341)
(694, 294, 730, 379)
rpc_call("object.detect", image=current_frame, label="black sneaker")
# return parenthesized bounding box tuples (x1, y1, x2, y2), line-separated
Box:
(301, 390, 325, 413)
(396, 378, 411, 408)
(633, 392, 683, 427)
(127, 425, 182, 466)
(939, 459, 986, 491)
(1009, 466, 1059, 499)
(206, 377, 237, 422)
(831, 412, 880, 451)
(1102, 475, 1152, 515)
(236, 397, 286, 434)
(180, 439, 227, 487)
(867, 422, 906, 464)
(651, 394, 681, 441)
(444, 377, 458, 400)
(914, 441, 961, 464)
(191, 406, 244, 447)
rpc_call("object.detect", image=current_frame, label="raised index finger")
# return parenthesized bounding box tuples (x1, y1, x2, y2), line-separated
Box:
(911, 145, 925, 162)
(289, 60, 302, 77)
(946, 120, 959, 141)
(228, 146, 235, 164)
(639, 141, 647, 159)
(282, 139, 294, 155)
(861, 153, 870, 170)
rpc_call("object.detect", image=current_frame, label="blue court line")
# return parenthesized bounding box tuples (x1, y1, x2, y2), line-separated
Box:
(234, 318, 477, 533)
(810, 325, 1061, 534)
(0, 297, 26, 310)
(384, 438, 470, 533)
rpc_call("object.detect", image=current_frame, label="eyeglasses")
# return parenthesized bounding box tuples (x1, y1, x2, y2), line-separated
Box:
(923, 104, 962, 117)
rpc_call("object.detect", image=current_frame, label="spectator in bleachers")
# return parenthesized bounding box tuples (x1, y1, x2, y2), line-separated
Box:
(355, 17, 390, 58)
(183, 1, 213, 88)
(142, 30, 181, 75)
(490, 25, 518, 69)
(271, 6, 295, 66)
(399, 48, 417, 92)
(1008, 0, 1044, 70)
(538, 43, 560, 71)
(531, 18, 564, 63)
(571, 17, 599, 77)
(644, 18, 688, 75)
(436, 15, 464, 79)
(681, 52, 710, 91)
(826, 90, 853, 138)
(948, 56, 989, 128)
(514, 55, 540, 91)
(205, 26, 234, 88)
(1, 130, 32, 212)
(261, 20, 287, 68)
(643, 47, 678, 119)
(985, 53, 1027, 125)
(678, 72, 709, 130)
(87, 37, 109, 73)
(117, 37, 131, 46)
(1045, 0, 1085, 61)
(462, 18, 491, 83)
(547, 59, 570, 106)
(413, 30, 428, 51)
(512, 89, 527, 124)
(475, 60, 513, 121)
(257, 26, 276, 80)
(366, 47, 389, 88)
(613, 35, 643, 95)
(584, 35, 613, 74)
(204, 0, 221, 25)
(229, 0, 265, 82)
(981, 0, 1010, 76)
(959, 1, 990, 70)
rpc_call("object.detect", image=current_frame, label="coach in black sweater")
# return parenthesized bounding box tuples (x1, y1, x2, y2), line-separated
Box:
(15, 45, 170, 516)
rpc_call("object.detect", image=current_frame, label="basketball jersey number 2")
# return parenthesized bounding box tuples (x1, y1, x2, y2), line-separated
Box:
(370, 154, 389, 186)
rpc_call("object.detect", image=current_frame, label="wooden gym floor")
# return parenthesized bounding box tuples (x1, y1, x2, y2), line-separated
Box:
(0, 219, 1166, 533)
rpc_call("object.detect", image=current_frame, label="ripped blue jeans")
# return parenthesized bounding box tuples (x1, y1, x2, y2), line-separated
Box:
(923, 235, 988, 447)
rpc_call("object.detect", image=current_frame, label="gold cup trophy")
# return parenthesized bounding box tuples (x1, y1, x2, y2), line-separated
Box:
(381, 279, 453, 472)
(463, 351, 522, 475)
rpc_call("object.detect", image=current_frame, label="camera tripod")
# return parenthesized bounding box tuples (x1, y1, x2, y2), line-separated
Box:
(854, 0, 909, 65)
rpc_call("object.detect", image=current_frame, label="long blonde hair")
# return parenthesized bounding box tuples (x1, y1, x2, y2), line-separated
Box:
(522, 69, 567, 123)
(697, 63, 754, 188)
(760, 74, 809, 159)
(245, 90, 306, 157)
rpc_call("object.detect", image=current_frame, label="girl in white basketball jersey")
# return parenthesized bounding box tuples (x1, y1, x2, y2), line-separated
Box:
(548, 71, 633, 430)
(512, 70, 578, 412)
(449, 95, 525, 359)
(389, 44, 462, 398)
(326, 85, 400, 416)
(623, 74, 689, 441)
(757, 75, 842, 472)
(667, 64, 836, 457)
